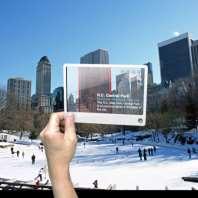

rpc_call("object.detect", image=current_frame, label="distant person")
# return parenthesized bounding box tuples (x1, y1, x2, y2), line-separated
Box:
(150, 148, 154, 156)
(153, 146, 156, 154)
(187, 148, 191, 159)
(122, 139, 125, 145)
(16, 150, 20, 157)
(93, 180, 98, 188)
(10, 147, 14, 155)
(22, 151, 25, 158)
(138, 148, 142, 161)
(31, 154, 36, 164)
(83, 142, 86, 148)
(148, 148, 151, 156)
(116, 147, 119, 154)
(143, 149, 147, 161)
(35, 168, 44, 182)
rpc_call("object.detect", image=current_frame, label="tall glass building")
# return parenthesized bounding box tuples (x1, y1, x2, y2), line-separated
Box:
(80, 49, 109, 64)
(53, 87, 64, 112)
(158, 33, 194, 85)
(191, 40, 198, 74)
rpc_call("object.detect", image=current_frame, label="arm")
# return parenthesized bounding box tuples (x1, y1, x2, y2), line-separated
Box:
(40, 112, 78, 198)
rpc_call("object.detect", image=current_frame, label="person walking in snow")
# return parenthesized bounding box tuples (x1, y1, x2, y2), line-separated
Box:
(93, 180, 98, 188)
(22, 151, 25, 158)
(32, 154, 36, 164)
(153, 146, 156, 154)
(150, 148, 154, 156)
(138, 148, 142, 160)
(16, 150, 20, 157)
(35, 168, 44, 182)
(10, 147, 14, 155)
(116, 147, 119, 154)
(143, 149, 147, 161)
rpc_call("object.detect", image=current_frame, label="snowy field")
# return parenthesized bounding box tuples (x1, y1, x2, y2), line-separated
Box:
(0, 135, 198, 190)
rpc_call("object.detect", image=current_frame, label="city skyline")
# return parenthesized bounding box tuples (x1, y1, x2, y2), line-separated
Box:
(1, 1, 198, 94)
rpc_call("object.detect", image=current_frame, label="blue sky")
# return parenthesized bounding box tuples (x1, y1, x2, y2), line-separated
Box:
(0, 0, 198, 94)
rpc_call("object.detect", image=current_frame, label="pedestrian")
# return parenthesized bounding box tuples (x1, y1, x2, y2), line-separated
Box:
(35, 168, 44, 182)
(83, 142, 86, 148)
(31, 154, 36, 164)
(150, 148, 154, 156)
(10, 147, 14, 155)
(148, 148, 151, 156)
(122, 139, 125, 145)
(93, 180, 98, 188)
(16, 150, 20, 157)
(22, 151, 25, 158)
(187, 148, 191, 159)
(143, 149, 147, 161)
(153, 146, 156, 154)
(116, 147, 119, 154)
(138, 148, 142, 160)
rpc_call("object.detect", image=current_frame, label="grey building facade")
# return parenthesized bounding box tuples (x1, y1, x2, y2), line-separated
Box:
(158, 33, 194, 85)
(80, 49, 109, 64)
(36, 56, 51, 96)
(35, 56, 52, 113)
(144, 62, 153, 86)
(7, 78, 31, 110)
(0, 88, 7, 111)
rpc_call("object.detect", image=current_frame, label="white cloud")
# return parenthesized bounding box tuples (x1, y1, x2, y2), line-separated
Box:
(173, 32, 180, 37)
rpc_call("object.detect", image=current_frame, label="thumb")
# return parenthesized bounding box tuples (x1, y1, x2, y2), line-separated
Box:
(64, 113, 76, 138)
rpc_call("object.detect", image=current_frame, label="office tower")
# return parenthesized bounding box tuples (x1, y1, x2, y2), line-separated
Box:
(78, 67, 112, 113)
(35, 56, 52, 113)
(191, 40, 198, 74)
(7, 78, 31, 110)
(78, 49, 111, 113)
(0, 88, 6, 111)
(80, 49, 109, 64)
(158, 33, 194, 85)
(144, 62, 153, 86)
(53, 87, 64, 112)
(36, 56, 51, 96)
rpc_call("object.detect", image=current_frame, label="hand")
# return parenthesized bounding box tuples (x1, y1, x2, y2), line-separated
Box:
(40, 112, 78, 198)
(40, 112, 77, 166)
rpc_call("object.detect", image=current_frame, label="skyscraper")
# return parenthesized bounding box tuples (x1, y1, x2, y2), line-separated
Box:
(7, 78, 31, 110)
(35, 56, 52, 113)
(0, 88, 6, 111)
(80, 49, 109, 64)
(191, 40, 198, 74)
(144, 62, 153, 86)
(158, 33, 194, 85)
(78, 49, 111, 113)
(36, 56, 51, 96)
(53, 87, 64, 112)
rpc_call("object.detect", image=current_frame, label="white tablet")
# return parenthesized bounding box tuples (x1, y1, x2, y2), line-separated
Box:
(63, 64, 148, 126)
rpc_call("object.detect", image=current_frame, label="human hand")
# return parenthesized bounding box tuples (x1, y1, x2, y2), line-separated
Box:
(40, 112, 78, 198)
(40, 112, 77, 166)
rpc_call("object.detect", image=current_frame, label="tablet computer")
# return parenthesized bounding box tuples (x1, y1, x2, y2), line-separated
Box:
(64, 64, 148, 126)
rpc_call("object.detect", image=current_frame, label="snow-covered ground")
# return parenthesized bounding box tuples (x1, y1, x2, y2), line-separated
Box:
(0, 132, 198, 190)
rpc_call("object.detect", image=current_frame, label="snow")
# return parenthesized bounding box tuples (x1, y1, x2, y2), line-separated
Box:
(0, 131, 198, 190)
